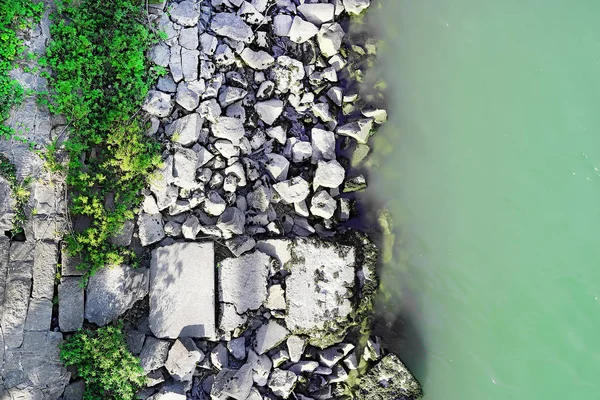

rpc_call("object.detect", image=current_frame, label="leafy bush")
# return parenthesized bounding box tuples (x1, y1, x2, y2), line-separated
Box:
(0, 0, 44, 139)
(60, 325, 146, 400)
(44, 0, 163, 278)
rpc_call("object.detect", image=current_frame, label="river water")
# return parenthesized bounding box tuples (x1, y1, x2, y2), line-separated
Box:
(362, 0, 600, 398)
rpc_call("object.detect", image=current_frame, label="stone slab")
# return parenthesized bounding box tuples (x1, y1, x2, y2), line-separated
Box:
(149, 242, 216, 339)
(218, 251, 270, 314)
(24, 298, 52, 331)
(58, 277, 84, 332)
(61, 242, 84, 276)
(31, 240, 57, 300)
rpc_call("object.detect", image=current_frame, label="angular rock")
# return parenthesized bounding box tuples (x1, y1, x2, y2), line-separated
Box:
(292, 141, 313, 163)
(287, 335, 307, 363)
(211, 13, 254, 43)
(247, 349, 272, 386)
(170, 0, 201, 26)
(211, 342, 229, 370)
(228, 337, 246, 360)
(270, 56, 305, 93)
(273, 14, 293, 36)
(24, 298, 52, 331)
(219, 251, 270, 314)
(150, 242, 216, 339)
(253, 320, 289, 355)
(139, 336, 171, 372)
(165, 113, 203, 146)
(165, 338, 204, 381)
(247, 185, 271, 212)
(298, 3, 335, 26)
(217, 207, 245, 238)
(149, 43, 170, 67)
(173, 147, 198, 189)
(204, 191, 227, 216)
(219, 302, 247, 333)
(199, 99, 222, 123)
(143, 90, 173, 117)
(319, 343, 354, 367)
(313, 160, 345, 189)
(254, 99, 284, 125)
(310, 190, 337, 219)
(266, 153, 290, 182)
(311, 128, 336, 161)
(265, 283, 286, 311)
(273, 177, 310, 204)
(362, 107, 388, 124)
(32, 240, 57, 300)
(58, 277, 84, 332)
(268, 369, 297, 399)
(181, 215, 201, 239)
(355, 354, 422, 400)
(85, 265, 149, 326)
(138, 212, 165, 247)
(288, 16, 319, 44)
(344, 174, 367, 192)
(212, 116, 245, 144)
(211, 364, 253, 400)
(63, 380, 85, 400)
(176, 82, 200, 111)
(126, 330, 146, 356)
(109, 219, 135, 247)
(240, 48, 275, 70)
(225, 235, 256, 257)
(317, 22, 345, 57)
(181, 49, 199, 82)
(342, 0, 371, 15)
(170, 45, 184, 83)
(218, 86, 247, 108)
(179, 27, 199, 50)
(336, 118, 374, 144)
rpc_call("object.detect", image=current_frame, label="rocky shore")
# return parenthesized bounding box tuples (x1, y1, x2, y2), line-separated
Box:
(0, 0, 422, 399)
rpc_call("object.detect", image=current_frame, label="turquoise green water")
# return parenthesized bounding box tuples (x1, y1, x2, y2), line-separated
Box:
(366, 1, 600, 398)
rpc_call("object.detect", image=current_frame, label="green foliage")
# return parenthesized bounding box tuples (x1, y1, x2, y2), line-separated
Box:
(44, 0, 162, 279)
(0, 154, 31, 234)
(0, 0, 44, 139)
(60, 325, 146, 400)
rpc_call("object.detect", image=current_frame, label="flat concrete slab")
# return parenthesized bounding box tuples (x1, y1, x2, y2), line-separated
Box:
(149, 242, 216, 339)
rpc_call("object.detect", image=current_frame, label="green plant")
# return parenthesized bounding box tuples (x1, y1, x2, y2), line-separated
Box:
(44, 0, 162, 279)
(60, 325, 146, 400)
(0, 0, 44, 139)
(0, 154, 31, 234)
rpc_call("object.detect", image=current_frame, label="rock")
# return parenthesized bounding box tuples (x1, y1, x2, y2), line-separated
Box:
(182, 215, 201, 239)
(344, 174, 367, 192)
(292, 141, 313, 163)
(179, 27, 199, 50)
(150, 242, 216, 339)
(268, 369, 298, 399)
(328, 364, 349, 383)
(342, 0, 371, 15)
(362, 107, 388, 124)
(219, 86, 247, 108)
(317, 22, 345, 57)
(273, 177, 310, 203)
(266, 153, 290, 182)
(254, 99, 284, 125)
(297, 3, 335, 26)
(200, 33, 218, 55)
(288, 360, 319, 375)
(165, 338, 204, 381)
(181, 49, 200, 82)
(270, 56, 305, 93)
(63, 380, 85, 400)
(109, 219, 135, 247)
(294, 200, 310, 218)
(217, 207, 245, 237)
(288, 16, 319, 44)
(211, 13, 254, 43)
(126, 330, 146, 355)
(266, 126, 286, 144)
(212, 116, 245, 144)
(363, 335, 383, 361)
(245, 387, 262, 400)
(149, 43, 170, 67)
(270, 349, 290, 368)
(166, 114, 203, 146)
(273, 14, 293, 36)
(257, 80, 275, 100)
(247, 349, 272, 386)
(339, 198, 351, 221)
(343, 353, 359, 370)
(204, 191, 227, 216)
(219, 302, 247, 333)
(247, 185, 271, 212)
(264, 284, 286, 311)
(85, 265, 149, 326)
(146, 370, 165, 387)
(196, 145, 215, 166)
(225, 235, 256, 257)
(211, 343, 229, 370)
(170, 0, 200, 26)
(173, 147, 198, 189)
(240, 48, 275, 70)
(336, 118, 374, 144)
(211, 364, 253, 400)
(170, 45, 184, 83)
(313, 160, 345, 189)
(199, 99, 222, 123)
(287, 335, 307, 363)
(176, 82, 200, 111)
(227, 336, 246, 360)
(327, 86, 343, 106)
(24, 298, 52, 332)
(355, 354, 422, 400)
(238, 1, 265, 25)
(218, 251, 270, 313)
(139, 336, 171, 372)
(58, 277, 84, 332)
(143, 90, 173, 117)
(319, 343, 354, 368)
(311, 128, 336, 161)
(310, 190, 337, 219)
(253, 320, 289, 355)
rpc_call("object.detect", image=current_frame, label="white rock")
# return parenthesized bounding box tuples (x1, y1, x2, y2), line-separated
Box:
(273, 14, 293, 36)
(199, 99, 222, 123)
(257, 80, 275, 100)
(310, 190, 336, 219)
(138, 213, 165, 247)
(253, 320, 289, 355)
(217, 207, 245, 238)
(179, 27, 199, 50)
(317, 22, 345, 57)
(149, 43, 170, 67)
(292, 141, 313, 163)
(238, 1, 265, 25)
(143, 195, 160, 214)
(336, 118, 374, 144)
(270, 56, 305, 93)
(211, 13, 254, 43)
(165, 338, 204, 381)
(200, 33, 218, 55)
(265, 284, 286, 311)
(143, 91, 173, 117)
(219, 86, 248, 108)
(270, 350, 289, 368)
(204, 191, 227, 216)
(212, 116, 246, 144)
(273, 177, 310, 203)
(211, 343, 229, 371)
(288, 361, 319, 375)
(255, 99, 284, 125)
(225, 162, 247, 187)
(311, 128, 336, 161)
(225, 235, 256, 257)
(219, 303, 248, 333)
(196, 145, 215, 167)
(297, 3, 335, 26)
(288, 16, 319, 44)
(339, 197, 351, 221)
(268, 369, 297, 399)
(170, 0, 200, 26)
(173, 148, 198, 189)
(176, 82, 200, 111)
(362, 107, 388, 124)
(247, 350, 272, 387)
(240, 49, 275, 71)
(314, 160, 345, 189)
(215, 140, 240, 159)
(266, 126, 286, 144)
(286, 335, 306, 363)
(319, 343, 355, 367)
(219, 251, 270, 313)
(247, 186, 271, 212)
(166, 113, 203, 146)
(327, 86, 343, 106)
(182, 215, 200, 239)
(329, 54, 346, 71)
(342, 0, 370, 15)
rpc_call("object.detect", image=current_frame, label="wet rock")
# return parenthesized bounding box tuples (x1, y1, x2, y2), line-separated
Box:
(355, 354, 422, 400)
(268, 369, 298, 399)
(344, 174, 367, 192)
(165, 338, 205, 381)
(219, 251, 270, 313)
(85, 265, 149, 326)
(253, 319, 289, 355)
(343, 352, 359, 370)
(211, 13, 254, 43)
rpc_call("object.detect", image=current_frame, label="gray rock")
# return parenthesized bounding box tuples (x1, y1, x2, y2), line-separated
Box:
(170, 0, 201, 26)
(203, 191, 227, 216)
(297, 3, 335, 26)
(165, 338, 204, 381)
(217, 207, 246, 238)
(213, 44, 236, 66)
(342, 0, 371, 15)
(143, 90, 173, 117)
(170, 45, 184, 83)
(270, 56, 305, 94)
(228, 337, 246, 360)
(179, 27, 199, 50)
(254, 99, 284, 125)
(288, 16, 319, 43)
(211, 13, 254, 43)
(58, 277, 84, 332)
(287, 335, 307, 363)
(211, 364, 253, 400)
(199, 99, 222, 123)
(212, 116, 245, 144)
(181, 49, 200, 82)
(266, 153, 290, 182)
(24, 298, 52, 331)
(317, 23, 345, 57)
(265, 283, 286, 311)
(245, 387, 262, 400)
(247, 185, 271, 212)
(173, 147, 198, 189)
(200, 59, 216, 78)
(327, 86, 343, 106)
(343, 352, 359, 370)
(311, 128, 336, 161)
(310, 190, 337, 219)
(266, 126, 286, 144)
(270, 349, 290, 368)
(268, 369, 298, 399)
(149, 43, 170, 67)
(273, 177, 310, 204)
(126, 330, 146, 355)
(319, 343, 354, 367)
(176, 82, 200, 111)
(339, 198, 351, 221)
(180, 214, 199, 239)
(238, 1, 265, 25)
(327, 365, 348, 383)
(218, 86, 248, 108)
(139, 336, 171, 372)
(166, 113, 203, 146)
(32, 241, 58, 299)
(63, 380, 85, 400)
(355, 354, 422, 400)
(313, 160, 345, 189)
(219, 251, 270, 314)
(109, 219, 135, 247)
(292, 141, 313, 163)
(288, 360, 319, 375)
(362, 107, 388, 124)
(240, 48, 275, 70)
(219, 302, 247, 333)
(211, 343, 229, 370)
(225, 235, 256, 257)
(344, 174, 367, 192)
(253, 320, 289, 355)
(257, 80, 275, 100)
(85, 265, 149, 326)
(138, 212, 165, 247)
(273, 14, 293, 36)
(335, 118, 374, 144)
(150, 242, 216, 339)
(247, 349, 272, 386)
(200, 33, 218, 55)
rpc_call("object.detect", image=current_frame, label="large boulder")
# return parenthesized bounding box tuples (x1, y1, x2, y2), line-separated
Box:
(149, 242, 216, 339)
(85, 265, 149, 326)
(355, 354, 423, 400)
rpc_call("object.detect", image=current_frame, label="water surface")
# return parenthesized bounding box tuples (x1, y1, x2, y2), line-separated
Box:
(365, 1, 600, 398)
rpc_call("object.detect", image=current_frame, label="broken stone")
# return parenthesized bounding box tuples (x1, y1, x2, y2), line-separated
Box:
(211, 343, 229, 371)
(342, 0, 371, 15)
(344, 174, 367, 192)
(311, 128, 336, 161)
(292, 141, 313, 163)
(317, 23, 345, 57)
(264, 284, 286, 311)
(181, 49, 200, 82)
(362, 107, 388, 124)
(268, 369, 298, 399)
(310, 190, 337, 219)
(217, 207, 245, 238)
(219, 250, 270, 314)
(211, 364, 253, 400)
(166, 338, 204, 382)
(212, 116, 245, 144)
(336, 118, 374, 144)
(298, 3, 335, 26)
(166, 113, 203, 146)
(254, 99, 284, 125)
(211, 13, 254, 43)
(181, 214, 201, 239)
(240, 48, 275, 70)
(179, 27, 199, 50)
(170, 0, 201, 26)
(319, 343, 355, 368)
(288, 16, 319, 44)
(266, 153, 290, 182)
(270, 56, 305, 93)
(247, 349, 272, 386)
(287, 335, 307, 363)
(355, 354, 422, 400)
(139, 336, 170, 372)
(225, 235, 256, 257)
(58, 277, 84, 332)
(219, 86, 248, 108)
(253, 319, 289, 355)
(227, 336, 246, 360)
(273, 177, 310, 204)
(143, 90, 173, 117)
(313, 160, 345, 189)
